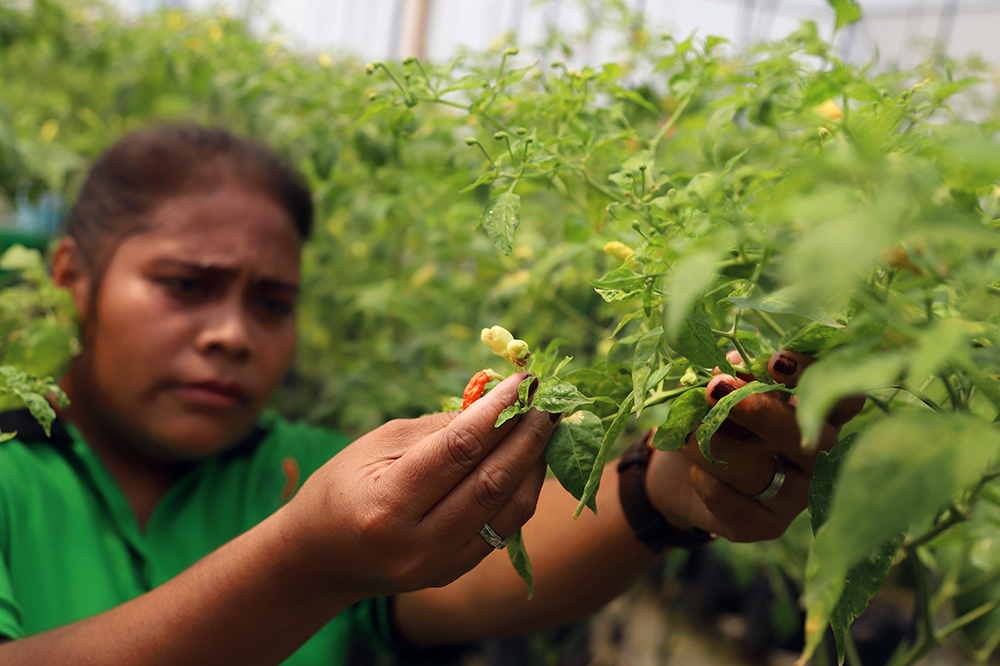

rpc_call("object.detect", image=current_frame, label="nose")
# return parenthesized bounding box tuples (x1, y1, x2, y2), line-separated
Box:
(196, 299, 252, 360)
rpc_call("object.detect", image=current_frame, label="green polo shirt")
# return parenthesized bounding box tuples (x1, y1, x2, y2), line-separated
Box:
(0, 409, 393, 664)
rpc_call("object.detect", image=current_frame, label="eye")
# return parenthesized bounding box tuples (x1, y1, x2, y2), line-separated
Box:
(261, 298, 294, 317)
(159, 276, 211, 300)
(251, 289, 297, 321)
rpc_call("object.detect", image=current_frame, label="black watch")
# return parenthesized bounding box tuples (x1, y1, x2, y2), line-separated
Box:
(617, 430, 715, 553)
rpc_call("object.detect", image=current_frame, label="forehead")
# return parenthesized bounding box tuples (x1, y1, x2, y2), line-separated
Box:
(121, 183, 302, 275)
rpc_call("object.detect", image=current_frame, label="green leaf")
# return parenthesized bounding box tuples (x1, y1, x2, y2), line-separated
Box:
(460, 169, 500, 193)
(696, 382, 788, 463)
(19, 393, 56, 436)
(0, 366, 65, 437)
(631, 327, 663, 417)
(0, 245, 45, 272)
(809, 433, 860, 533)
(388, 106, 416, 134)
(545, 410, 604, 513)
(500, 63, 537, 88)
(728, 286, 843, 328)
(532, 377, 593, 414)
(665, 249, 720, 339)
(796, 349, 906, 449)
(827, 0, 862, 31)
(669, 305, 734, 374)
(808, 432, 909, 666)
(506, 529, 534, 599)
(782, 322, 850, 356)
(571, 359, 675, 518)
(482, 192, 521, 256)
(907, 319, 974, 385)
(652, 388, 710, 451)
(802, 411, 1000, 661)
(590, 265, 645, 303)
(574, 392, 634, 518)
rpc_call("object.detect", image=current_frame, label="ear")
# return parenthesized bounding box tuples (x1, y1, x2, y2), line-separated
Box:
(51, 236, 91, 318)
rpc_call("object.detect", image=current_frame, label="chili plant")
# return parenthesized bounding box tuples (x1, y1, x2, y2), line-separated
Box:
(362, 8, 1000, 664)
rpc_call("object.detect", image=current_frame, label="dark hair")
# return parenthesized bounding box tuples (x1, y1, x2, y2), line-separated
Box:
(66, 123, 313, 277)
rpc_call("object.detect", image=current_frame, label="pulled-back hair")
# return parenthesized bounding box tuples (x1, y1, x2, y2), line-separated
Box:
(66, 123, 313, 278)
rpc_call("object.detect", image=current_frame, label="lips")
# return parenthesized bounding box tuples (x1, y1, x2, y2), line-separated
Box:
(172, 380, 249, 410)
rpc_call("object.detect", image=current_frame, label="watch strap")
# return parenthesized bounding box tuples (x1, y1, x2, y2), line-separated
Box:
(617, 430, 715, 553)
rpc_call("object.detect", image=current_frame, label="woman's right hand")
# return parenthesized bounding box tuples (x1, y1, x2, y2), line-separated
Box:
(279, 372, 556, 598)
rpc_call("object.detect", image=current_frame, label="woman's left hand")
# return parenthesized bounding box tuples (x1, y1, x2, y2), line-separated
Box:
(645, 350, 865, 542)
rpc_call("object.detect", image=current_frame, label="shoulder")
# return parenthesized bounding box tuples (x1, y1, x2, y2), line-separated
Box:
(0, 409, 71, 449)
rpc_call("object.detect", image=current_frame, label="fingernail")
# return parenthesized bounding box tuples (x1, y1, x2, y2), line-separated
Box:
(773, 354, 798, 377)
(711, 381, 735, 401)
(528, 376, 540, 401)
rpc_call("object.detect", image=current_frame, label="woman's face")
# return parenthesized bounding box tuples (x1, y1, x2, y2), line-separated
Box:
(70, 180, 301, 459)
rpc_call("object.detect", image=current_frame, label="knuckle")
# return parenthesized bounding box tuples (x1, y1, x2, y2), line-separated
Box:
(443, 423, 488, 474)
(376, 417, 418, 441)
(357, 497, 397, 537)
(516, 410, 556, 452)
(507, 487, 540, 527)
(472, 462, 515, 508)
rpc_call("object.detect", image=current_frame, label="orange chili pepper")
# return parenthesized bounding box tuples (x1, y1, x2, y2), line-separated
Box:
(462, 370, 491, 410)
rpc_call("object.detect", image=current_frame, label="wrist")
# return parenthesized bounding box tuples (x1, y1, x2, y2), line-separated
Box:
(616, 431, 715, 554)
(267, 502, 367, 608)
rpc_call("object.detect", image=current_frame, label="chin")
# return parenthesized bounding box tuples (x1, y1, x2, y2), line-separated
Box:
(147, 412, 259, 461)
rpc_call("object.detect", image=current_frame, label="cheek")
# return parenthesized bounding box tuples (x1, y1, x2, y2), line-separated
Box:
(261, 327, 297, 383)
(90, 279, 189, 377)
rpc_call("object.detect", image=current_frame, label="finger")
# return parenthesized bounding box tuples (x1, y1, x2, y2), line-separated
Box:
(770, 350, 866, 429)
(706, 373, 747, 406)
(683, 431, 780, 496)
(689, 467, 792, 542)
(711, 349, 756, 382)
(767, 350, 814, 388)
(464, 456, 547, 558)
(380, 372, 534, 516)
(705, 374, 819, 469)
(427, 406, 556, 545)
(705, 374, 759, 440)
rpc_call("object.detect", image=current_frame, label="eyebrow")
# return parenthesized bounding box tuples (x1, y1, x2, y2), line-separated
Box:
(150, 259, 300, 295)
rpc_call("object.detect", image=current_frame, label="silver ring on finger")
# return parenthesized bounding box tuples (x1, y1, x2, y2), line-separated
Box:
(478, 523, 508, 550)
(749, 453, 786, 502)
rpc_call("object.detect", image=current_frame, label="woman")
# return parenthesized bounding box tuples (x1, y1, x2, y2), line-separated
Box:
(0, 124, 860, 665)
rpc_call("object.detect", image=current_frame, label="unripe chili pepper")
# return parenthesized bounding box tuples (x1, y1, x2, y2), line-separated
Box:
(462, 370, 492, 410)
(507, 339, 531, 365)
(481, 326, 514, 356)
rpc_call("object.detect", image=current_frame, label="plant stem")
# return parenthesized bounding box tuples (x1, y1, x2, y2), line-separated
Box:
(844, 630, 865, 666)
(888, 384, 946, 413)
(754, 309, 787, 338)
(892, 550, 936, 666)
(938, 600, 998, 640)
(904, 505, 969, 551)
(940, 372, 966, 411)
(974, 622, 1000, 663)
(711, 328, 752, 369)
(650, 92, 693, 151)
(431, 97, 471, 111)
(376, 63, 409, 97)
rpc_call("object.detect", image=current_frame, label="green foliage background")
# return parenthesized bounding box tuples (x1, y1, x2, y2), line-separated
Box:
(5, 0, 1000, 662)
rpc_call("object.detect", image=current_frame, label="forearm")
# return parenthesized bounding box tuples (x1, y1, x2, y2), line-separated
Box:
(396, 462, 661, 645)
(0, 507, 358, 665)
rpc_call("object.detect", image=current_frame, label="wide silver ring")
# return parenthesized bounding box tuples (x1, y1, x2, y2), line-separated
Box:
(478, 523, 508, 550)
(749, 453, 786, 502)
